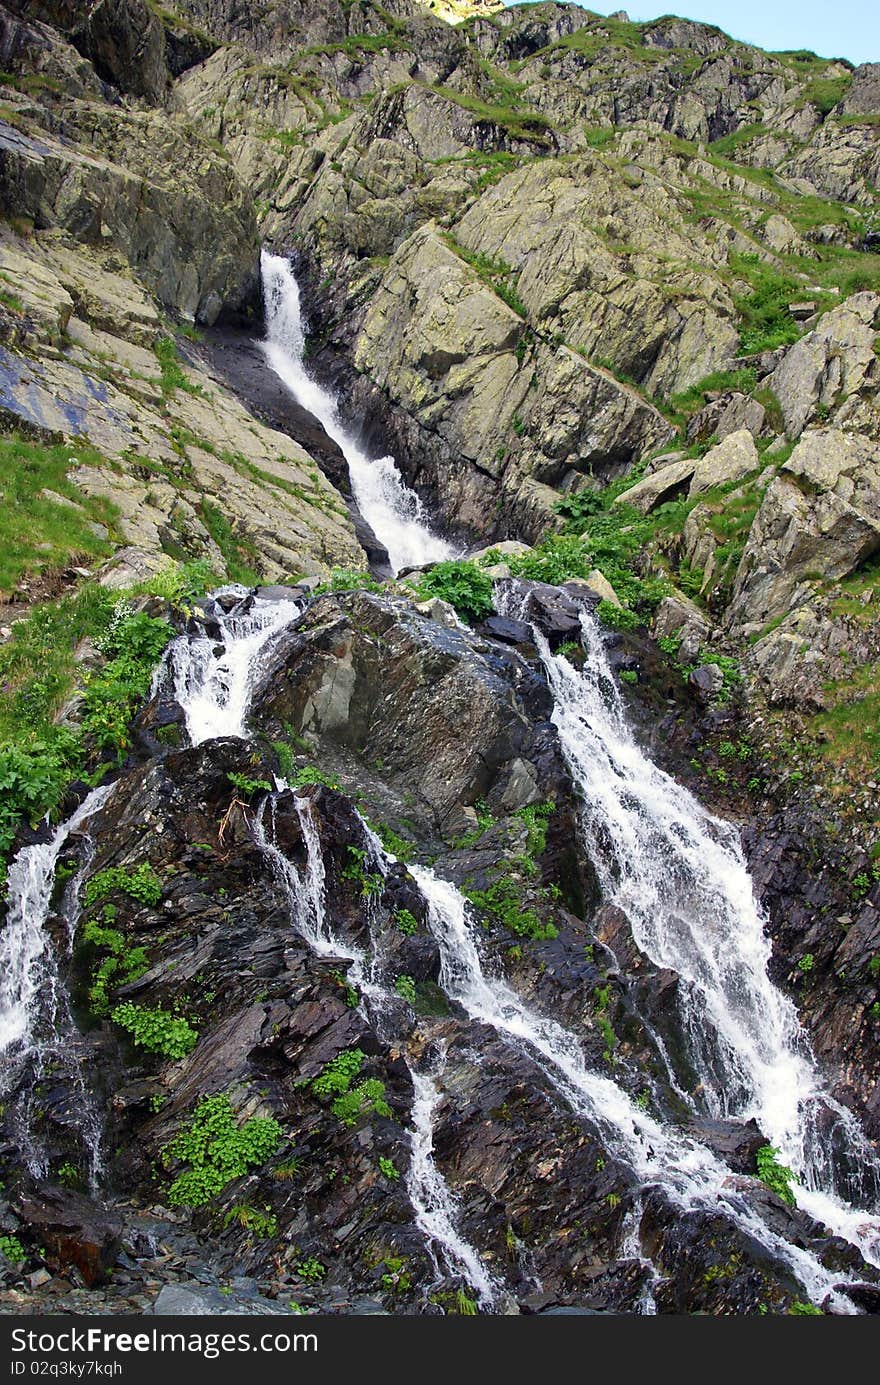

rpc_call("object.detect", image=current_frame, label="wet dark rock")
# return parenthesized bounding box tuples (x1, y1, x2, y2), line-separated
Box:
(683, 1117, 766, 1173)
(476, 615, 534, 647)
(836, 1282, 880, 1313)
(15, 1185, 123, 1287)
(689, 663, 725, 699)
(494, 578, 583, 647)
(255, 584, 308, 604)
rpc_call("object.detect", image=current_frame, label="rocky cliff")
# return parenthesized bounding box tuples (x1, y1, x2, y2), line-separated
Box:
(0, 0, 879, 1318)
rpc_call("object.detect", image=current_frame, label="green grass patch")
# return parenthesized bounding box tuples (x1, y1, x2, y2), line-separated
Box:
(0, 435, 120, 596)
(442, 233, 527, 317)
(198, 501, 261, 586)
(708, 123, 767, 157)
(426, 82, 555, 146)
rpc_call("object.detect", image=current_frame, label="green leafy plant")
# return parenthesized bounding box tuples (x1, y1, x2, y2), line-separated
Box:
(55, 1161, 82, 1189)
(84, 862, 162, 909)
(378, 1156, 400, 1181)
(394, 974, 416, 1005)
(81, 918, 149, 1015)
(227, 771, 272, 798)
(417, 561, 494, 624)
(294, 1257, 326, 1283)
(311, 1049, 392, 1127)
(163, 1094, 282, 1208)
(465, 878, 558, 942)
(0, 1234, 25, 1264)
(111, 1003, 198, 1061)
(789, 1300, 822, 1315)
(798, 954, 815, 974)
(292, 764, 342, 791)
(756, 1144, 797, 1207)
(598, 600, 641, 631)
(394, 908, 419, 936)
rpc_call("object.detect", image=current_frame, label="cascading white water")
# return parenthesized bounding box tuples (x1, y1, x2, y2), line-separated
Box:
(253, 792, 497, 1305)
(165, 586, 302, 746)
(260, 251, 456, 576)
(408, 1062, 498, 1304)
(410, 864, 864, 1308)
(524, 606, 880, 1264)
(0, 784, 113, 1175)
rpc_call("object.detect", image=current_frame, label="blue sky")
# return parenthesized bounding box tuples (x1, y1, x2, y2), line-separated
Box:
(509, 2, 880, 65)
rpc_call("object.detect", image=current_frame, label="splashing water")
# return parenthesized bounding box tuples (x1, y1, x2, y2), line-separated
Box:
(0, 784, 113, 1176)
(495, 592, 880, 1268)
(260, 251, 456, 575)
(165, 586, 302, 746)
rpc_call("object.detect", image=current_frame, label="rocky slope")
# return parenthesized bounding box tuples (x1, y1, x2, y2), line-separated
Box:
(0, 0, 879, 1317)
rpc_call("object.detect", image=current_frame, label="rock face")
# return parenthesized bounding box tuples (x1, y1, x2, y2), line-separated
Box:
(351, 223, 672, 538)
(728, 429, 880, 630)
(765, 294, 880, 438)
(14, 1186, 123, 1287)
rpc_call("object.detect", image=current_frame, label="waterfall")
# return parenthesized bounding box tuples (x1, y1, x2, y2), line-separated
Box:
(253, 793, 497, 1305)
(410, 864, 864, 1308)
(164, 586, 302, 746)
(505, 599, 880, 1266)
(259, 251, 456, 576)
(0, 783, 113, 1176)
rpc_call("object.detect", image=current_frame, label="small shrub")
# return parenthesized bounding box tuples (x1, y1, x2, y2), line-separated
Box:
(292, 764, 341, 791)
(311, 1049, 392, 1126)
(0, 1234, 25, 1264)
(81, 918, 149, 1015)
(417, 561, 493, 624)
(798, 954, 815, 974)
(394, 974, 416, 1005)
(227, 771, 272, 797)
(597, 601, 641, 631)
(394, 908, 419, 936)
(378, 1155, 400, 1181)
(465, 878, 558, 942)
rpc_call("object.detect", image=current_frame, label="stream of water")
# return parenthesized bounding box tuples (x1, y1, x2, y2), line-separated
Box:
(260, 251, 455, 576)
